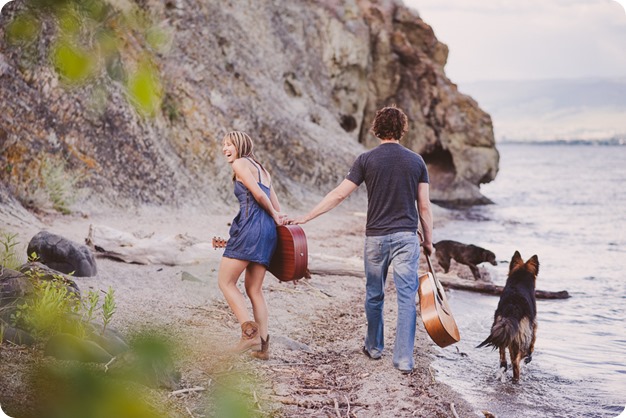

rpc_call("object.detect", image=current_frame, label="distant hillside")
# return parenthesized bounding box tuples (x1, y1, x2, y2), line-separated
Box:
(460, 78, 626, 142)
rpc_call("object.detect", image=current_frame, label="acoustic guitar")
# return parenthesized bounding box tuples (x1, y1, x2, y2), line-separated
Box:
(212, 225, 308, 282)
(418, 253, 461, 348)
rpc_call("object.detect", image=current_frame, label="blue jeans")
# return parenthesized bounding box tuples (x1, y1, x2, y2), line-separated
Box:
(363, 231, 420, 371)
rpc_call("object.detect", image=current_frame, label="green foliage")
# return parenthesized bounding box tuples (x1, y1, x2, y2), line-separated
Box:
(0, 231, 23, 270)
(12, 270, 117, 341)
(12, 274, 81, 338)
(101, 286, 116, 334)
(40, 153, 81, 214)
(5, 12, 40, 45)
(4, 0, 172, 117)
(14, 153, 81, 214)
(82, 290, 100, 324)
(34, 364, 170, 418)
(127, 60, 163, 117)
(211, 372, 259, 418)
(52, 40, 96, 83)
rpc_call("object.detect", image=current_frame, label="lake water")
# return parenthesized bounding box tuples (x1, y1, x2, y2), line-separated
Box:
(430, 142, 626, 418)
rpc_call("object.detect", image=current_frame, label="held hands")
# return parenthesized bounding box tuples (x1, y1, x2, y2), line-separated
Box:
(286, 215, 308, 225)
(273, 211, 289, 226)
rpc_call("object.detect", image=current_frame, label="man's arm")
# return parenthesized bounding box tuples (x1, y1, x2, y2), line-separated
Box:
(417, 182, 434, 256)
(291, 179, 358, 224)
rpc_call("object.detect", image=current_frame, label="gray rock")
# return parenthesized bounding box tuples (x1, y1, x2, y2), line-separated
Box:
(84, 322, 130, 356)
(1, 321, 35, 346)
(273, 335, 314, 353)
(18, 262, 81, 297)
(44, 333, 113, 363)
(27, 231, 97, 277)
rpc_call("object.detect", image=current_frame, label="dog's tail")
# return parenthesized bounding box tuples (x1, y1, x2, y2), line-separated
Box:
(477, 316, 519, 349)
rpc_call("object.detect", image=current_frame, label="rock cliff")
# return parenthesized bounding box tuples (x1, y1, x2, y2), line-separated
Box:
(0, 0, 499, 214)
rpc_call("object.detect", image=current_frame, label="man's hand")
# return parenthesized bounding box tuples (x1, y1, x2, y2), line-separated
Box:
(422, 242, 434, 257)
(287, 215, 308, 225)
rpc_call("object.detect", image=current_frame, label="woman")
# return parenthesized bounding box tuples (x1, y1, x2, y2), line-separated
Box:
(218, 131, 285, 360)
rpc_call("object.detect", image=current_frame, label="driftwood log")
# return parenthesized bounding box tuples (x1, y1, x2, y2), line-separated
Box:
(307, 253, 570, 300)
(85, 224, 215, 265)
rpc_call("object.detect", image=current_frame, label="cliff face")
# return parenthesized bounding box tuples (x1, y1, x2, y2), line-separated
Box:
(0, 0, 498, 212)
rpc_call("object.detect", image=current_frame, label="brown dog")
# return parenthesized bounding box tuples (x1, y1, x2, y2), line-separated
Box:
(477, 251, 539, 383)
(434, 240, 497, 280)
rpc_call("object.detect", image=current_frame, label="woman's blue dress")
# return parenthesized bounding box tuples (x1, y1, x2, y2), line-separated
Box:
(223, 161, 277, 267)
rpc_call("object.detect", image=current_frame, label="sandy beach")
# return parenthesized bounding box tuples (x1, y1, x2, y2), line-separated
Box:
(1, 201, 477, 417)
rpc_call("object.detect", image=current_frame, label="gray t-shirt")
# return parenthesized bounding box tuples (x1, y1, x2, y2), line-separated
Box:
(345, 142, 429, 236)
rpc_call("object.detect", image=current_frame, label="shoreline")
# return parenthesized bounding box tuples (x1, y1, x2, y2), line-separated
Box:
(1, 203, 477, 417)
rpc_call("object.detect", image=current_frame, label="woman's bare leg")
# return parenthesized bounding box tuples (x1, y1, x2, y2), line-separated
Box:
(244, 263, 269, 339)
(218, 257, 251, 324)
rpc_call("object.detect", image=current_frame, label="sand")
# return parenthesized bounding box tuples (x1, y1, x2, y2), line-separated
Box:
(0, 202, 478, 417)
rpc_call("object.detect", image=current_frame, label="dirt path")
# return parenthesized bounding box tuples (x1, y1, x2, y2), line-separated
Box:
(1, 205, 477, 417)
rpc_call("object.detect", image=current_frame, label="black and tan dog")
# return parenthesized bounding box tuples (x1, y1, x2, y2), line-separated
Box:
(478, 251, 539, 383)
(434, 240, 497, 280)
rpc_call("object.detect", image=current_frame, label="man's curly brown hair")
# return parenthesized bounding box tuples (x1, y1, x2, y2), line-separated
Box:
(370, 106, 408, 140)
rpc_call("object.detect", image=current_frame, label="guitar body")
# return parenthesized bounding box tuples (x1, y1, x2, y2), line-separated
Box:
(268, 225, 308, 282)
(213, 225, 308, 282)
(418, 256, 460, 348)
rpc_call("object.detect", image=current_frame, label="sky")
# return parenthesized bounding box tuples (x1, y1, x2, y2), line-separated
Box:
(404, 0, 626, 83)
(2, 0, 625, 84)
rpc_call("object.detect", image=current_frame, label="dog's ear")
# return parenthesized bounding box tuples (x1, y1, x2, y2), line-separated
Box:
(525, 255, 540, 276)
(510, 251, 524, 273)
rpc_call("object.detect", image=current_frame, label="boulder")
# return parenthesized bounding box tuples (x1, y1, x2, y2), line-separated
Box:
(44, 333, 113, 363)
(18, 262, 81, 297)
(27, 231, 97, 277)
(0, 320, 35, 346)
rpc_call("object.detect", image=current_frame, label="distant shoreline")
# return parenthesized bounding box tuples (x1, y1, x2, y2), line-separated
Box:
(497, 138, 626, 146)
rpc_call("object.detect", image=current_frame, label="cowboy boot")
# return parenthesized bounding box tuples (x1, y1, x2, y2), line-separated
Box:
(250, 335, 270, 360)
(230, 321, 261, 353)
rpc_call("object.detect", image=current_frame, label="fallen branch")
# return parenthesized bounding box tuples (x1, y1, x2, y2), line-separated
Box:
(437, 275, 570, 299)
(300, 279, 333, 298)
(309, 262, 569, 299)
(272, 396, 365, 409)
(450, 402, 460, 418)
(308, 267, 364, 278)
(170, 386, 207, 396)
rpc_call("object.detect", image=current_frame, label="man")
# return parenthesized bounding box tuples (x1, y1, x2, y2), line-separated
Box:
(291, 106, 434, 374)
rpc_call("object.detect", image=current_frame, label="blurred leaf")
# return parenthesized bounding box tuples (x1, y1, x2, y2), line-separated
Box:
(5, 12, 40, 45)
(52, 40, 96, 84)
(127, 61, 163, 116)
(81, 0, 110, 21)
(96, 29, 119, 57)
(36, 365, 168, 418)
(58, 8, 81, 36)
(145, 26, 171, 54)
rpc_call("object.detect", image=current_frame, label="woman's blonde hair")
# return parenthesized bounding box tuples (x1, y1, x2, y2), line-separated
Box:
(223, 131, 255, 159)
(223, 131, 268, 181)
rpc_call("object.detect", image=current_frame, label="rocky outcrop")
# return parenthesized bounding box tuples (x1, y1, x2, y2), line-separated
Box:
(0, 0, 498, 211)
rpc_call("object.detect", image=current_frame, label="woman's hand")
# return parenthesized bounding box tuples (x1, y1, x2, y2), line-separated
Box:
(273, 211, 288, 226)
